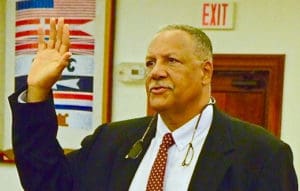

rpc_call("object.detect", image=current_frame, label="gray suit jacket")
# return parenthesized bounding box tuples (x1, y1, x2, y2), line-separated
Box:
(9, 90, 298, 191)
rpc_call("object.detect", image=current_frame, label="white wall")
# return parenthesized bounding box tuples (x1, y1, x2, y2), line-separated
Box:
(113, 0, 300, 181)
(0, 164, 23, 190)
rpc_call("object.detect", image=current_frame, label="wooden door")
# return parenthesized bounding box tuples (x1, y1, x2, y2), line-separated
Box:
(212, 54, 284, 137)
(212, 70, 268, 127)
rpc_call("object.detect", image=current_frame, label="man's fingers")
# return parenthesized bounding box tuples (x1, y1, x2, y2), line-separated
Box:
(60, 24, 70, 55)
(55, 17, 64, 50)
(47, 18, 57, 49)
(37, 26, 46, 51)
(58, 52, 72, 71)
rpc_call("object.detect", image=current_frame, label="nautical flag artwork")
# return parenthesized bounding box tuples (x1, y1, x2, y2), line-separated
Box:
(15, 0, 97, 131)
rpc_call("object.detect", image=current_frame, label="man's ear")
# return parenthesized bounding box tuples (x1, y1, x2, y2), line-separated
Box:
(201, 61, 213, 85)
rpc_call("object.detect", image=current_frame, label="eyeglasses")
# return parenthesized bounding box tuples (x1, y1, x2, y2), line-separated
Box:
(181, 112, 199, 167)
(181, 97, 216, 166)
(182, 142, 194, 166)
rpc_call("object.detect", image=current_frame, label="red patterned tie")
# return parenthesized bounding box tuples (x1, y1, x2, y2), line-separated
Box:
(146, 133, 175, 191)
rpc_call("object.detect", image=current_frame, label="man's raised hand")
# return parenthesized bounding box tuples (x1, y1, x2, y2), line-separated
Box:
(27, 17, 72, 102)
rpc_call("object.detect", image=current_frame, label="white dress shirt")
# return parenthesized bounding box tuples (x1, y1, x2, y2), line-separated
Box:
(129, 104, 213, 191)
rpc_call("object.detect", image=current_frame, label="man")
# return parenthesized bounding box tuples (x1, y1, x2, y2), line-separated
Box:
(9, 18, 298, 191)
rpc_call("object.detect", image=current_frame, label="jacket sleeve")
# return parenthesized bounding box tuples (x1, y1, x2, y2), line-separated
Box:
(8, 88, 74, 191)
(254, 142, 298, 191)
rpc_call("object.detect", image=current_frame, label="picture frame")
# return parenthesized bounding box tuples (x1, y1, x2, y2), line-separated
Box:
(102, 0, 116, 123)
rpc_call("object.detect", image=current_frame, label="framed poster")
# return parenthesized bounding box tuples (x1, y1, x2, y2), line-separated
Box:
(3, 0, 115, 150)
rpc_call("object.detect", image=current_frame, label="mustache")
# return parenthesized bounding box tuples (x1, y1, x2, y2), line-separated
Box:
(148, 81, 174, 91)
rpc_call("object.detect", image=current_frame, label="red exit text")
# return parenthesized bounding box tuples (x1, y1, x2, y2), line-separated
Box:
(201, 2, 234, 29)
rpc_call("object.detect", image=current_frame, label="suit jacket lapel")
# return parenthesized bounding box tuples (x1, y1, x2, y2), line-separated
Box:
(189, 106, 235, 191)
(109, 116, 157, 190)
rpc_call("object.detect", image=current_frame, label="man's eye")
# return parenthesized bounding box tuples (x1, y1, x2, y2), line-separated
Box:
(146, 61, 155, 67)
(168, 57, 178, 63)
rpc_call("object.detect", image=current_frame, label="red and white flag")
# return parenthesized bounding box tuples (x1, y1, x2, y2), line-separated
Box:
(15, 0, 97, 131)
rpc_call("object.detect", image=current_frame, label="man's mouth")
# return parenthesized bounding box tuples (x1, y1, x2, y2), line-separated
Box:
(149, 84, 172, 94)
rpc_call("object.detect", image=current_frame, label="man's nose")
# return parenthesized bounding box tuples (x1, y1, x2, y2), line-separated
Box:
(147, 62, 168, 79)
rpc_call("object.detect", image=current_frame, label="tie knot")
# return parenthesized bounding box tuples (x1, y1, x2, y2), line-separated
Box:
(162, 133, 175, 149)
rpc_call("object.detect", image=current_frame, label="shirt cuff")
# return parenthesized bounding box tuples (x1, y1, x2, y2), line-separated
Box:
(18, 90, 28, 103)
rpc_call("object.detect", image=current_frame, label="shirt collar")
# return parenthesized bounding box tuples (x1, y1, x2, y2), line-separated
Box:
(156, 104, 213, 151)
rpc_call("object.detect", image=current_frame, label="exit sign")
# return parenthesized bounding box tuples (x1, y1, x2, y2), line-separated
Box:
(200, 2, 235, 29)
